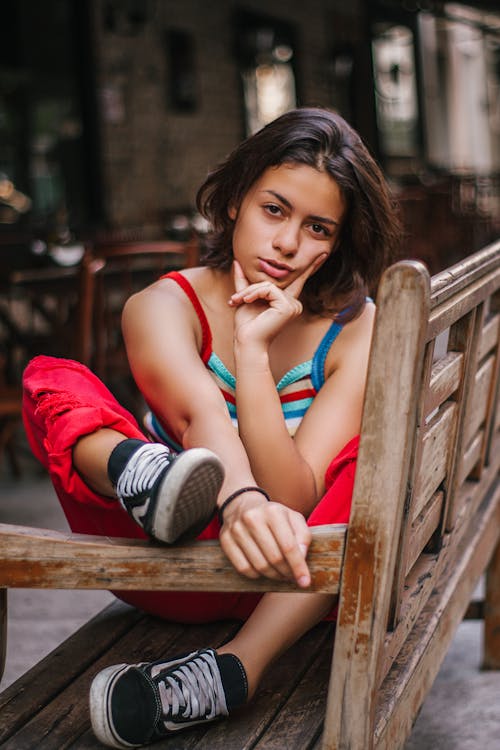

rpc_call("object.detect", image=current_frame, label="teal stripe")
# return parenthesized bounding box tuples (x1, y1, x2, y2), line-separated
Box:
(208, 353, 236, 389)
(281, 397, 314, 415)
(276, 361, 311, 390)
(226, 401, 237, 417)
(281, 405, 313, 420)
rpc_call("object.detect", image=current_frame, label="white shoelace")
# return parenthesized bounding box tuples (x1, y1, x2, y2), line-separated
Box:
(155, 651, 228, 728)
(116, 443, 172, 501)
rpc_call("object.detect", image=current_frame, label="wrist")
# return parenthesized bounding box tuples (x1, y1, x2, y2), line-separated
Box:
(233, 341, 269, 368)
(218, 486, 270, 525)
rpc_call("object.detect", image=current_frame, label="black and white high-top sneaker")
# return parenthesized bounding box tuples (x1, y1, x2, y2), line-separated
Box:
(108, 439, 224, 544)
(89, 647, 248, 748)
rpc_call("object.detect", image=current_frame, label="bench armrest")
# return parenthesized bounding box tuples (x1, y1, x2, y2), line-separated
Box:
(0, 522, 347, 594)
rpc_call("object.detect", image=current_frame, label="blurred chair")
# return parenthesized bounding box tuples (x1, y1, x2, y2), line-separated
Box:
(76, 238, 199, 415)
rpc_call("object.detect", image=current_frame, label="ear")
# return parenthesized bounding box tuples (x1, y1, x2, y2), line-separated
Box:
(228, 204, 237, 221)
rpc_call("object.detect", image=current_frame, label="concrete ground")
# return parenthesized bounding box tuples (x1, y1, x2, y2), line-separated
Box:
(1, 428, 500, 749)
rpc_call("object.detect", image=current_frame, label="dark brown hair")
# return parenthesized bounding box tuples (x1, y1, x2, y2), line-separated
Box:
(196, 107, 402, 319)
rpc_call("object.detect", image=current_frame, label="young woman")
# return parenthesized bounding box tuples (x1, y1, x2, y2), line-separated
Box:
(22, 107, 401, 748)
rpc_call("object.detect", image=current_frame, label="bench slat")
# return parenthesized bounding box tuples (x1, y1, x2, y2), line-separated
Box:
(252, 641, 332, 750)
(465, 354, 495, 443)
(412, 402, 456, 520)
(0, 601, 141, 744)
(1, 617, 240, 749)
(181, 623, 332, 750)
(1, 612, 332, 749)
(423, 350, 463, 418)
(430, 239, 500, 307)
(375, 476, 500, 749)
(0, 524, 346, 595)
(428, 264, 500, 339)
(406, 491, 443, 576)
(381, 427, 500, 682)
(477, 313, 500, 362)
(459, 429, 484, 484)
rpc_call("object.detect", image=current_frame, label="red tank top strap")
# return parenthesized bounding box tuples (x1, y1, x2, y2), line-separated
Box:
(161, 271, 212, 364)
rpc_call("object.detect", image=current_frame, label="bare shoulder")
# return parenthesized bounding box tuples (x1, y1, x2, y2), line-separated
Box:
(325, 300, 376, 374)
(339, 300, 376, 347)
(123, 266, 214, 318)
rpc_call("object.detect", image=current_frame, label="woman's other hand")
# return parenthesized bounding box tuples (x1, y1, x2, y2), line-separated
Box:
(219, 491, 312, 588)
(229, 258, 325, 348)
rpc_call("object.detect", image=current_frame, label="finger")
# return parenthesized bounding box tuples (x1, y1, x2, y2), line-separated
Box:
(286, 253, 329, 299)
(289, 511, 313, 557)
(239, 534, 288, 580)
(219, 531, 261, 579)
(232, 281, 281, 305)
(231, 515, 289, 579)
(224, 531, 285, 581)
(231, 283, 303, 321)
(232, 260, 249, 294)
(246, 522, 295, 579)
(276, 513, 312, 588)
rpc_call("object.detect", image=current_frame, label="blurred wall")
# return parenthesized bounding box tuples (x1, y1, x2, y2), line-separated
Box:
(90, 0, 364, 233)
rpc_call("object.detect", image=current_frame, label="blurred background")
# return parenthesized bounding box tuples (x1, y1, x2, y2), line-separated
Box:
(1, 6, 500, 733)
(1, 0, 500, 457)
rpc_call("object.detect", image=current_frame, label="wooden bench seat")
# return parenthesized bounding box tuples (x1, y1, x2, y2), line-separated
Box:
(0, 600, 334, 749)
(1, 239, 500, 749)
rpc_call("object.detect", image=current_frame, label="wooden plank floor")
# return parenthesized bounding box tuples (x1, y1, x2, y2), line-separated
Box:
(0, 601, 333, 749)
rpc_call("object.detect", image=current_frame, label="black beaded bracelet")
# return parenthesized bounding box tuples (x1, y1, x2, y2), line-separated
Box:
(217, 486, 270, 525)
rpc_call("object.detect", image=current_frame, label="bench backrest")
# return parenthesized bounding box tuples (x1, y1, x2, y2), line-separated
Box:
(324, 240, 500, 749)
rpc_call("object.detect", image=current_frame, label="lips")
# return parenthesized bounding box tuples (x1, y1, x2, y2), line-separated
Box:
(258, 257, 293, 280)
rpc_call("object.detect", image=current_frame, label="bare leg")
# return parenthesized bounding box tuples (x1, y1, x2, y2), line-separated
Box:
(73, 428, 126, 497)
(218, 590, 335, 698)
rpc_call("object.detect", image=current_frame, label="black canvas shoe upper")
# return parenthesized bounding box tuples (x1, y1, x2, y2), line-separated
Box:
(102, 648, 247, 746)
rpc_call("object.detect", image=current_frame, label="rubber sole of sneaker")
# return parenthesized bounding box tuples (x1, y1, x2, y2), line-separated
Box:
(149, 448, 224, 544)
(89, 664, 138, 749)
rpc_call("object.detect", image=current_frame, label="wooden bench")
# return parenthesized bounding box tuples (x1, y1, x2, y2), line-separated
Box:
(1, 240, 500, 749)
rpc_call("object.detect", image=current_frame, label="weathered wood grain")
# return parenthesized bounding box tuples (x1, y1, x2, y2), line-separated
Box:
(0, 523, 346, 595)
(477, 313, 499, 362)
(423, 350, 463, 419)
(411, 402, 456, 520)
(430, 239, 500, 308)
(465, 354, 495, 443)
(1, 618, 239, 749)
(375, 478, 500, 749)
(0, 601, 144, 744)
(323, 261, 431, 749)
(406, 491, 443, 576)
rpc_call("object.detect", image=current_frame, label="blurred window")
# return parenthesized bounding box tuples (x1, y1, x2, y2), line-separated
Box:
(420, 5, 500, 174)
(370, 1, 500, 177)
(235, 13, 297, 135)
(372, 23, 419, 159)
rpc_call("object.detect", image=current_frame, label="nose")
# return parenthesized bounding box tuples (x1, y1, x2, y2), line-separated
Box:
(272, 219, 300, 256)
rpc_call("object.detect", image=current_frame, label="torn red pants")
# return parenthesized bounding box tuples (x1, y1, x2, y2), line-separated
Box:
(22, 354, 358, 623)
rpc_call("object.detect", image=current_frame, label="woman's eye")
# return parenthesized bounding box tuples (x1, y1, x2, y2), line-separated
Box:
(265, 204, 282, 216)
(311, 223, 329, 237)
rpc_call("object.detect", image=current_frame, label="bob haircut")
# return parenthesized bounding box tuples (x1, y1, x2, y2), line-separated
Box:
(196, 107, 402, 320)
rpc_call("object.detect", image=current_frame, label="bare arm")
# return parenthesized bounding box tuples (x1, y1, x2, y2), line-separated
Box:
(122, 280, 255, 498)
(122, 278, 312, 586)
(229, 261, 374, 516)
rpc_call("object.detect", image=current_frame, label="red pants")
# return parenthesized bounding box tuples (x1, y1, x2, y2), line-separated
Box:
(22, 355, 358, 623)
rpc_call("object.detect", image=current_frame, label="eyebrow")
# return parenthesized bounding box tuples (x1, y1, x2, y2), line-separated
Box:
(264, 190, 340, 226)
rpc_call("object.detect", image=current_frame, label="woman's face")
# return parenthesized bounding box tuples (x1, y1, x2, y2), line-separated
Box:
(229, 163, 345, 288)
